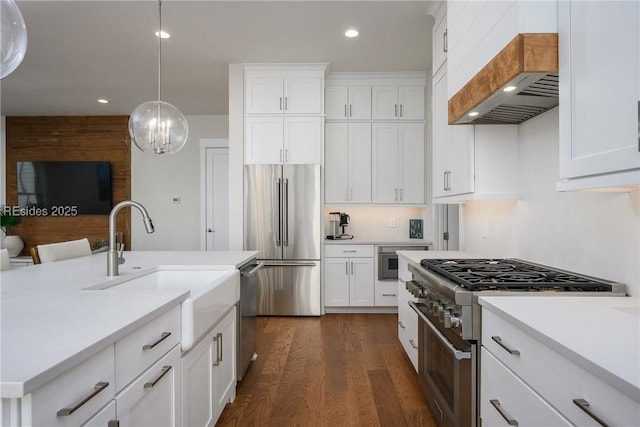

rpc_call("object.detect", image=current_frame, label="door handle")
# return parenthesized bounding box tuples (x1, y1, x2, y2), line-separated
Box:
(276, 178, 282, 247)
(283, 178, 289, 246)
(443, 29, 448, 53)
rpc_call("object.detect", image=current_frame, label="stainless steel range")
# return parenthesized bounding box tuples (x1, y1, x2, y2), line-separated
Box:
(407, 258, 626, 427)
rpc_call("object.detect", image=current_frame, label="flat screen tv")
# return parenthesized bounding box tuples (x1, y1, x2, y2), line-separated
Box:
(17, 161, 112, 215)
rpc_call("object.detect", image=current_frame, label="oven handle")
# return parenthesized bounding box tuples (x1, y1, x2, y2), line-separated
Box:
(409, 301, 471, 361)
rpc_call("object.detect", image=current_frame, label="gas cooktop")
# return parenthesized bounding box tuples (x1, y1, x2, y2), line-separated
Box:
(419, 258, 615, 292)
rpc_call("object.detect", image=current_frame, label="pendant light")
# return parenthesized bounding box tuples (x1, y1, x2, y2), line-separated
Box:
(129, 0, 188, 155)
(0, 0, 28, 80)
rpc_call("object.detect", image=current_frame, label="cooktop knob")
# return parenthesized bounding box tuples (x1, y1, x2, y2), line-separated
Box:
(444, 313, 461, 329)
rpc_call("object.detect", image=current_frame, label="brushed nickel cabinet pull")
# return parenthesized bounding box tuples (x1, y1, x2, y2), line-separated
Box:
(443, 29, 448, 53)
(398, 320, 405, 329)
(409, 339, 418, 349)
(217, 332, 223, 362)
(400, 104, 403, 117)
(108, 420, 120, 427)
(142, 332, 171, 351)
(344, 104, 347, 117)
(56, 382, 109, 416)
(394, 104, 398, 117)
(349, 104, 353, 117)
(143, 365, 172, 389)
(212, 334, 220, 366)
(399, 188, 403, 201)
(345, 261, 349, 275)
(382, 293, 396, 297)
(284, 97, 288, 111)
(573, 399, 609, 426)
(280, 97, 283, 111)
(490, 399, 518, 425)
(491, 336, 520, 355)
(351, 261, 354, 275)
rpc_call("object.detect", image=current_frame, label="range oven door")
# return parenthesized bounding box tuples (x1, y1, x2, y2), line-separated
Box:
(410, 302, 475, 427)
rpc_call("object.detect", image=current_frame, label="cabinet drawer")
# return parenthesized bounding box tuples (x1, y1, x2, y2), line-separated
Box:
(324, 244, 374, 258)
(115, 305, 181, 391)
(29, 345, 115, 427)
(483, 308, 640, 426)
(481, 347, 571, 427)
(375, 282, 397, 306)
(397, 303, 418, 371)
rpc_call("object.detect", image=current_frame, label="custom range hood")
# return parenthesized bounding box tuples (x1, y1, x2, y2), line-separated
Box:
(449, 33, 558, 125)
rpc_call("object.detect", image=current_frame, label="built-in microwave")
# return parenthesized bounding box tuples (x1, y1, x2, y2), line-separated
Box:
(377, 246, 429, 281)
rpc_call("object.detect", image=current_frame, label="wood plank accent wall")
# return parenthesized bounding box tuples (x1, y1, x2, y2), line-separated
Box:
(5, 116, 131, 256)
(448, 33, 559, 124)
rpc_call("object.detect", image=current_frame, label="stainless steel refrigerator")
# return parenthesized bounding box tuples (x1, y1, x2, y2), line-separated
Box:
(244, 164, 321, 316)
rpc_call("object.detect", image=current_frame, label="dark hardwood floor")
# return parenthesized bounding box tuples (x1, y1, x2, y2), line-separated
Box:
(216, 314, 435, 427)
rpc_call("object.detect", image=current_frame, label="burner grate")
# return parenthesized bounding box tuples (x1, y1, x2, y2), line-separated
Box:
(420, 259, 613, 292)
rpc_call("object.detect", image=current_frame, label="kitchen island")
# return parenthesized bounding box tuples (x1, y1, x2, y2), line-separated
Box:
(0, 250, 257, 426)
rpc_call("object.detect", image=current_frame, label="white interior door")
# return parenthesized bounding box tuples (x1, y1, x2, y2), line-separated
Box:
(205, 148, 229, 250)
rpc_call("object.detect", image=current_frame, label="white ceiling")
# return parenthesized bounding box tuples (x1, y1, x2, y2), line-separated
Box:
(1, 1, 433, 116)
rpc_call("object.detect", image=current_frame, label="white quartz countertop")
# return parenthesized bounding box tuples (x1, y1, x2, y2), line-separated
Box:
(0, 250, 258, 398)
(396, 250, 481, 263)
(324, 239, 432, 246)
(479, 296, 640, 403)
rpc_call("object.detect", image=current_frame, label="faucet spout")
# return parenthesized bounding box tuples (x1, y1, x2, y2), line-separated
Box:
(107, 200, 155, 276)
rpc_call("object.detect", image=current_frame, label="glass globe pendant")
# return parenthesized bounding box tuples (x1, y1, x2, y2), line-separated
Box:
(128, 0, 188, 155)
(0, 0, 28, 80)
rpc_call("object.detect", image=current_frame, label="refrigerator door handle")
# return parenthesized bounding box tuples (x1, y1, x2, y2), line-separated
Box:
(276, 177, 282, 247)
(283, 178, 289, 246)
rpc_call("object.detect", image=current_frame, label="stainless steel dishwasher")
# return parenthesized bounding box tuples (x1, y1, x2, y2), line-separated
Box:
(237, 260, 262, 380)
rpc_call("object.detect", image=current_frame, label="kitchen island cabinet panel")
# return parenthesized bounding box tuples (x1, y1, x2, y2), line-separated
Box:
(557, 0, 640, 190)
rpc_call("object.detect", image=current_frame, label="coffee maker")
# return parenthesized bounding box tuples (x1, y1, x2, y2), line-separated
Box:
(327, 212, 353, 239)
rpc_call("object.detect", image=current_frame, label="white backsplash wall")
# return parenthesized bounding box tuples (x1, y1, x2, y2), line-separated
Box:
(323, 206, 429, 242)
(463, 108, 640, 297)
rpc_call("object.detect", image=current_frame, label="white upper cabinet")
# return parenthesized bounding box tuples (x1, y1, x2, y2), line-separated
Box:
(244, 65, 327, 115)
(325, 85, 372, 120)
(245, 116, 322, 164)
(557, 1, 640, 190)
(432, 3, 448, 77)
(372, 122, 425, 204)
(325, 122, 372, 204)
(371, 85, 425, 121)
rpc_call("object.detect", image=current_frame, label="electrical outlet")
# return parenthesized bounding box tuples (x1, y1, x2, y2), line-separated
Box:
(481, 220, 488, 238)
(389, 218, 396, 228)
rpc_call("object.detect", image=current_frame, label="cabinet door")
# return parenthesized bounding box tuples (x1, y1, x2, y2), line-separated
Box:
(181, 334, 214, 427)
(283, 76, 323, 114)
(245, 117, 284, 164)
(449, 125, 475, 195)
(325, 123, 350, 203)
(432, 70, 453, 198)
(559, 1, 640, 183)
(324, 258, 350, 306)
(349, 258, 374, 306)
(432, 7, 448, 76)
(116, 346, 182, 427)
(284, 116, 322, 164)
(372, 122, 400, 203)
(245, 76, 284, 114)
(398, 86, 425, 120)
(348, 86, 372, 120)
(371, 86, 399, 120)
(399, 123, 425, 203)
(325, 86, 349, 120)
(213, 308, 237, 422)
(348, 123, 372, 203)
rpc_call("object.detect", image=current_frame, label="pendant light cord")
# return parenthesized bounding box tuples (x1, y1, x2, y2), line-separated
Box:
(157, 0, 162, 103)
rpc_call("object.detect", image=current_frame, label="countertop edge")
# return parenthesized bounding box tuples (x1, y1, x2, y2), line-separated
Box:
(478, 297, 640, 403)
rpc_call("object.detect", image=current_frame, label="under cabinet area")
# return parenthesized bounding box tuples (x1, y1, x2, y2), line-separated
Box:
(324, 245, 375, 308)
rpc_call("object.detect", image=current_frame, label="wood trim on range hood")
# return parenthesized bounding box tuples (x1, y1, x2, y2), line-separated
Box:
(448, 33, 559, 125)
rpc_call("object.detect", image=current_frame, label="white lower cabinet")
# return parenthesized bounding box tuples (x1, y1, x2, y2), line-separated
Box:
(396, 254, 418, 371)
(324, 245, 375, 307)
(115, 345, 182, 427)
(481, 348, 571, 427)
(481, 307, 640, 426)
(181, 306, 237, 427)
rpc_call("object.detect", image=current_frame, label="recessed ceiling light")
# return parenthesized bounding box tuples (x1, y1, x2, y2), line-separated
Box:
(468, 111, 479, 117)
(97, 99, 109, 104)
(503, 85, 517, 92)
(345, 29, 359, 38)
(155, 31, 170, 39)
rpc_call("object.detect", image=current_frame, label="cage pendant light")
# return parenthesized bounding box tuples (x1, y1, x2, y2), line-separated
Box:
(129, 0, 188, 155)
